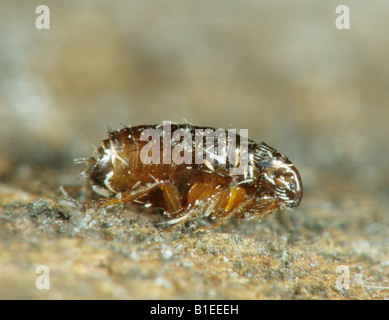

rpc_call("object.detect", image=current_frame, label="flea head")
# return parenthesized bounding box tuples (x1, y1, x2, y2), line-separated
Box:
(271, 160, 303, 208)
(254, 144, 303, 209)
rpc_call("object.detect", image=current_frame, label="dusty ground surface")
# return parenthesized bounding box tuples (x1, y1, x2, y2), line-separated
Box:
(1, 166, 388, 300)
(1, 1, 389, 299)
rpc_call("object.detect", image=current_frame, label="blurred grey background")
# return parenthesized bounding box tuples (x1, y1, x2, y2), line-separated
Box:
(1, 0, 388, 196)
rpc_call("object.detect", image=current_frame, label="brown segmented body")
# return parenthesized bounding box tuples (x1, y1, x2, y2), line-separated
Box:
(84, 123, 303, 230)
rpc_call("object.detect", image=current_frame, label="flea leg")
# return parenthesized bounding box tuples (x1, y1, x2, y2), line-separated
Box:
(194, 214, 233, 233)
(160, 184, 245, 233)
(158, 215, 191, 233)
(187, 183, 247, 232)
(156, 181, 186, 232)
(99, 181, 161, 207)
(160, 181, 184, 216)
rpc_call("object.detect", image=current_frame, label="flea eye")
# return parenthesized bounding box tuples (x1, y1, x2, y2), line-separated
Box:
(289, 182, 296, 190)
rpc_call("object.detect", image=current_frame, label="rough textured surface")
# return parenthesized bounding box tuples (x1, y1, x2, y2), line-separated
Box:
(1, 168, 388, 300)
(1, 1, 388, 299)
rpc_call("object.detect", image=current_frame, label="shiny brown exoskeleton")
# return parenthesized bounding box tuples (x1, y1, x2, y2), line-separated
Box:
(84, 123, 303, 231)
